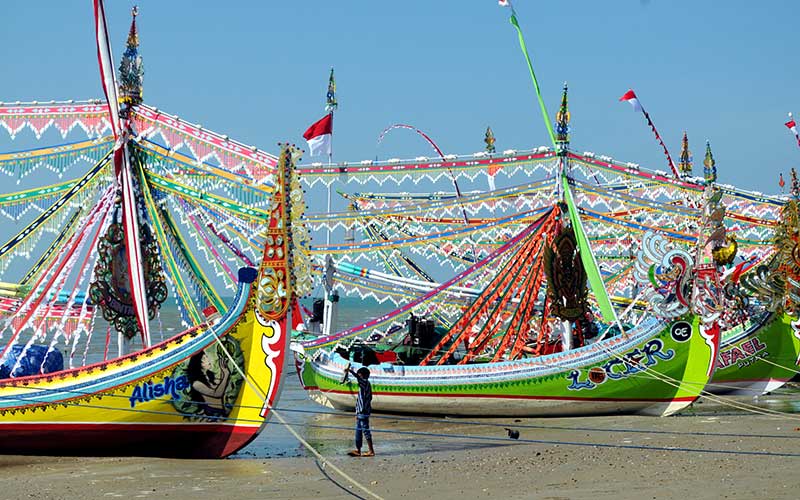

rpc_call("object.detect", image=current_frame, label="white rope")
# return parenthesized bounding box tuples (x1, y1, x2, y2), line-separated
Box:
(745, 350, 800, 377)
(206, 307, 385, 500)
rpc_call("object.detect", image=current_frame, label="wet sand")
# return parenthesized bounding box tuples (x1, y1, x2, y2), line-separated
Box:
(2, 393, 800, 500)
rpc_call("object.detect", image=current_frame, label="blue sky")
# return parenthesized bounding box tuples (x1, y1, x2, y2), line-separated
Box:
(2, 1, 799, 195)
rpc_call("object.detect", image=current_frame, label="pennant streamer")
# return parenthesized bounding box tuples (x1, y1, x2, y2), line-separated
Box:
(506, 8, 557, 149)
(619, 89, 679, 178)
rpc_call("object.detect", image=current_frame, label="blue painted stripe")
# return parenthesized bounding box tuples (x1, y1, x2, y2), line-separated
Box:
(0, 280, 252, 408)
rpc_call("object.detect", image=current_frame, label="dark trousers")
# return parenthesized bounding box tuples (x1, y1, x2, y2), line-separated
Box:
(355, 413, 372, 450)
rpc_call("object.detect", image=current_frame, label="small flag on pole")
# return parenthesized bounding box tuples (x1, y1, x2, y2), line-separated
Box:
(303, 113, 333, 157)
(786, 116, 797, 134)
(619, 89, 644, 113)
(498, 0, 511, 6)
(786, 113, 800, 147)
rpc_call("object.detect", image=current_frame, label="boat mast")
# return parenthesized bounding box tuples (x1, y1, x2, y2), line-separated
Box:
(554, 83, 575, 348)
(502, 6, 617, 331)
(92, 2, 164, 355)
(695, 141, 721, 264)
(116, 6, 160, 354)
(323, 68, 338, 336)
(325, 68, 336, 247)
(555, 85, 621, 329)
(555, 82, 570, 201)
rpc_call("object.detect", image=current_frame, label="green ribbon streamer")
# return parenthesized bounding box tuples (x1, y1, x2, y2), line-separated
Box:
(160, 204, 227, 315)
(136, 158, 204, 325)
(562, 175, 618, 324)
(510, 12, 557, 150)
(145, 171, 269, 222)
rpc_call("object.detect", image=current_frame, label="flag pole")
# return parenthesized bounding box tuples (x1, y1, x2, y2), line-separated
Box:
(323, 68, 339, 336)
(326, 134, 332, 246)
(325, 68, 337, 246)
(501, 1, 560, 198)
(326, 171, 332, 245)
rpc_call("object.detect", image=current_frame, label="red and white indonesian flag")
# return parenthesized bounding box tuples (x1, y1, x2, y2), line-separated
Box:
(498, 0, 511, 6)
(786, 115, 798, 135)
(303, 113, 333, 157)
(619, 89, 644, 113)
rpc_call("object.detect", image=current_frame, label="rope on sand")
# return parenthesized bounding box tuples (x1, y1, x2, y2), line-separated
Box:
(279, 420, 800, 459)
(9, 381, 800, 443)
(268, 407, 385, 500)
(270, 406, 800, 440)
(206, 328, 385, 500)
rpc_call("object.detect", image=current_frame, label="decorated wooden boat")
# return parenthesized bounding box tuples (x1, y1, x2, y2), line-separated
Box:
(0, 2, 314, 457)
(292, 214, 722, 417)
(0, 143, 302, 458)
(287, 9, 800, 414)
(706, 195, 800, 395)
(0, 2, 289, 361)
(294, 313, 717, 417)
(291, 121, 723, 416)
(707, 312, 800, 396)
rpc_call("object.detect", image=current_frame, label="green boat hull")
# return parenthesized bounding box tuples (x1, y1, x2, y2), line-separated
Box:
(293, 315, 718, 417)
(707, 313, 800, 396)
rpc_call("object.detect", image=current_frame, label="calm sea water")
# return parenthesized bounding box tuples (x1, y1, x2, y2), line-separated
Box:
(235, 297, 394, 458)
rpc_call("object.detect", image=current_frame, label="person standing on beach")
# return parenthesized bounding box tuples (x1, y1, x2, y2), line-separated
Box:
(344, 363, 375, 457)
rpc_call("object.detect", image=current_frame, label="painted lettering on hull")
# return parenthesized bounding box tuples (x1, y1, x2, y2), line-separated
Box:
(129, 375, 189, 407)
(716, 337, 767, 370)
(567, 339, 675, 391)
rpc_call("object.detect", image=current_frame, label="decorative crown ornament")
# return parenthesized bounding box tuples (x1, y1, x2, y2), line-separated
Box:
(484, 126, 496, 154)
(555, 82, 570, 151)
(678, 131, 693, 176)
(119, 6, 144, 109)
(703, 140, 716, 184)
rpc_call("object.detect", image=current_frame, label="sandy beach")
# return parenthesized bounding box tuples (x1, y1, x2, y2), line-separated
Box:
(2, 390, 800, 500)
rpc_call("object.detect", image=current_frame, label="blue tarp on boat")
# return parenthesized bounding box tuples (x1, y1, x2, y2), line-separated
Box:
(0, 344, 64, 379)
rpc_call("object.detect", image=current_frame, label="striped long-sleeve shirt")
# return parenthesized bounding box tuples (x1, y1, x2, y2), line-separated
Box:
(349, 369, 372, 415)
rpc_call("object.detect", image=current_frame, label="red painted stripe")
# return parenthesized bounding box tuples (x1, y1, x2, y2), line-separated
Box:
(0, 422, 262, 458)
(307, 387, 696, 404)
(0, 422, 256, 432)
(713, 377, 791, 384)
